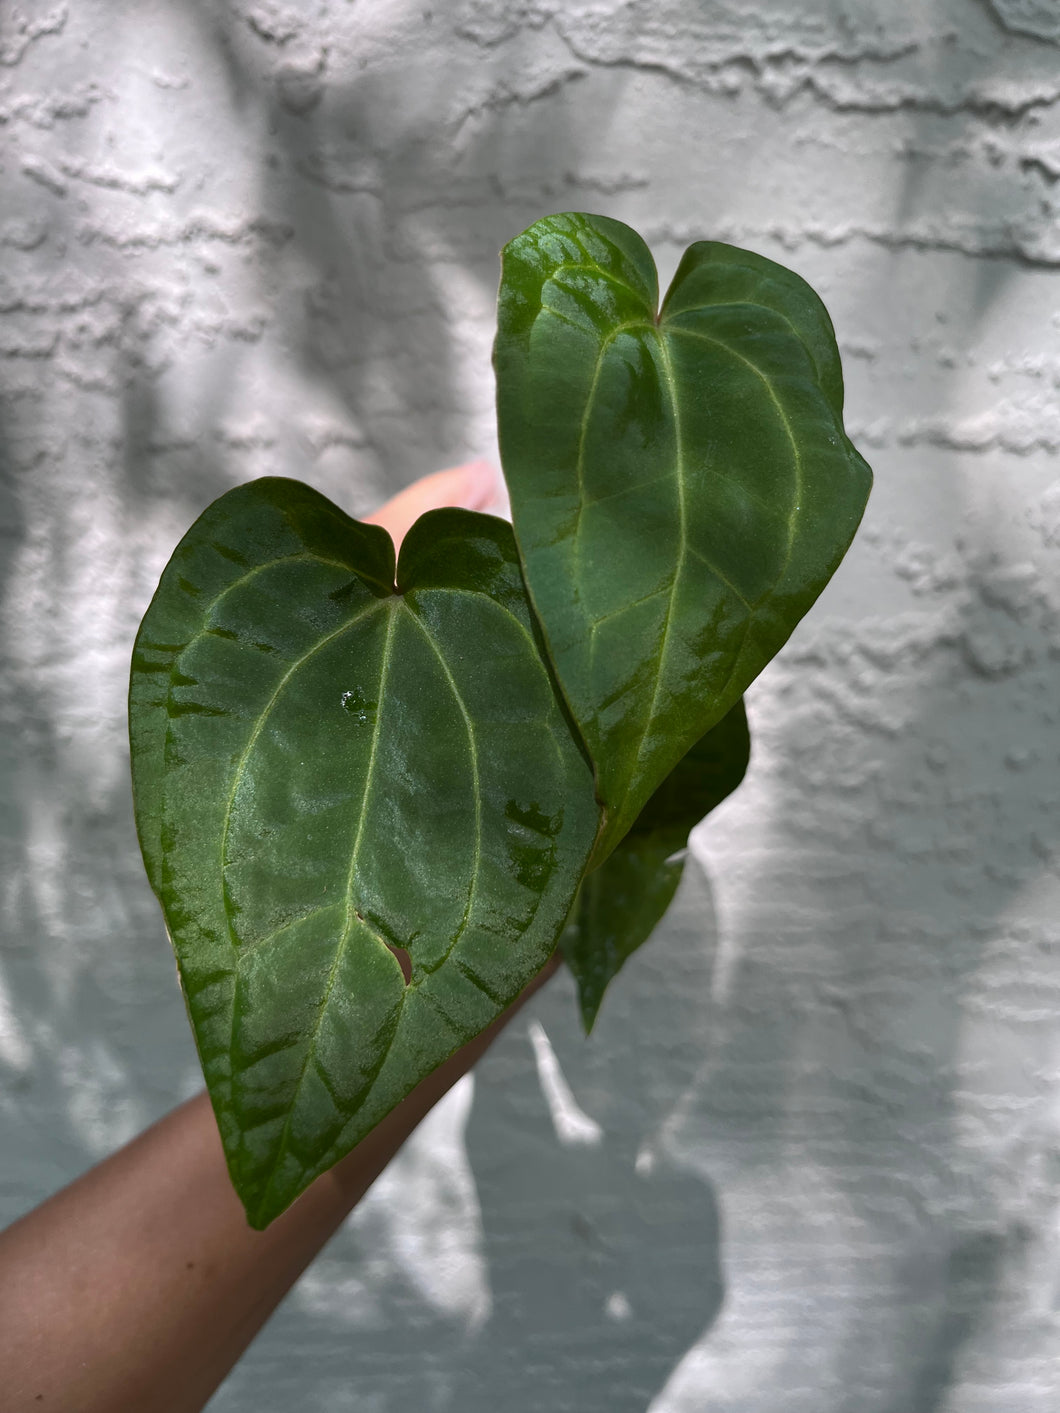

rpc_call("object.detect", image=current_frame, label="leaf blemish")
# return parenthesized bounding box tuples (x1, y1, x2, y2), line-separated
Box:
(353, 909, 414, 984)
(386, 942, 413, 985)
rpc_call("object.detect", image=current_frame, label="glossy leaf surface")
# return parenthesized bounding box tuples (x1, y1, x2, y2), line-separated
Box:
(496, 212, 872, 857)
(130, 478, 598, 1227)
(561, 699, 750, 1031)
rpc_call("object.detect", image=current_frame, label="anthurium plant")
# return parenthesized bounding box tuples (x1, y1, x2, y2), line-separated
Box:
(129, 212, 872, 1228)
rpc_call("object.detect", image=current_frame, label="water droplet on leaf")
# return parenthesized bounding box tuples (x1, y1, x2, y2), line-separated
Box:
(340, 689, 376, 725)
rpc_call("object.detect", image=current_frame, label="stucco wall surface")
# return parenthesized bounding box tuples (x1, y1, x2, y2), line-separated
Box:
(2, 1, 1060, 1408)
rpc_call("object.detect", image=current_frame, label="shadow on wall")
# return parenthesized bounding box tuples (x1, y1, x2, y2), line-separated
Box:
(4, 7, 725, 1407)
(0, 0, 620, 1191)
(4, 2, 1059, 1410)
(190, 0, 610, 504)
(450, 859, 725, 1413)
(213, 861, 724, 1413)
(661, 499, 1060, 1410)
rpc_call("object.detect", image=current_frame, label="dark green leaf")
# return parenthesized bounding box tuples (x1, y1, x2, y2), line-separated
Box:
(495, 212, 872, 859)
(130, 478, 599, 1227)
(561, 698, 750, 1031)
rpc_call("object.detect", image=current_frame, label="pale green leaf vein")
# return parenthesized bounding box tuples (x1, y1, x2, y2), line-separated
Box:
(686, 545, 753, 612)
(567, 320, 654, 590)
(667, 324, 803, 579)
(218, 596, 389, 903)
(403, 604, 482, 969)
(549, 261, 652, 311)
(216, 594, 389, 1177)
(179, 552, 373, 658)
(233, 902, 339, 960)
(662, 292, 833, 404)
(630, 332, 686, 776)
(589, 585, 668, 638)
(252, 605, 399, 1217)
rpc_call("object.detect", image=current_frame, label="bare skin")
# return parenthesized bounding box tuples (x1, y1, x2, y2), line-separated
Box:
(0, 461, 551, 1413)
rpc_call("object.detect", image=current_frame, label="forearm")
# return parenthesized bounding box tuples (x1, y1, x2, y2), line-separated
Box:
(0, 957, 555, 1413)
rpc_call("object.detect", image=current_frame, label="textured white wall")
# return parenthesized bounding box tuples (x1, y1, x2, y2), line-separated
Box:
(3, 1, 1060, 1408)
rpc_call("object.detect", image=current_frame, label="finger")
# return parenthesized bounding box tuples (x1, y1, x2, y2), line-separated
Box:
(365, 459, 501, 549)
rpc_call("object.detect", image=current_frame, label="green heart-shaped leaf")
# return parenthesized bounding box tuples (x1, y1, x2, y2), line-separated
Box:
(130, 478, 598, 1227)
(495, 212, 871, 858)
(562, 698, 750, 1031)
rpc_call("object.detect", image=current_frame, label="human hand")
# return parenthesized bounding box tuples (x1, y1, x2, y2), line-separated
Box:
(364, 457, 506, 548)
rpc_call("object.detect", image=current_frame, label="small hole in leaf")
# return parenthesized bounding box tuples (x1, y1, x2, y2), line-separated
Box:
(386, 942, 413, 985)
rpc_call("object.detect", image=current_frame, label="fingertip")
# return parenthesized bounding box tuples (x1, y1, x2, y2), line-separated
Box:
(435, 459, 501, 511)
(364, 460, 504, 549)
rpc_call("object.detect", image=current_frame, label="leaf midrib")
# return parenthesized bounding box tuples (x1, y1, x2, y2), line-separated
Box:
(251, 605, 398, 1220)
(403, 604, 482, 974)
(247, 584, 546, 1215)
(628, 332, 686, 782)
(218, 595, 391, 945)
(667, 323, 804, 581)
(556, 286, 808, 822)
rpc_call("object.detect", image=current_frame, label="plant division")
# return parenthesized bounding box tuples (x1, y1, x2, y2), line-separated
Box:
(130, 213, 872, 1227)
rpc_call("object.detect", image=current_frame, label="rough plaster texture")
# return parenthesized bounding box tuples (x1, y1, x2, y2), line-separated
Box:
(2, 1, 1060, 1408)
